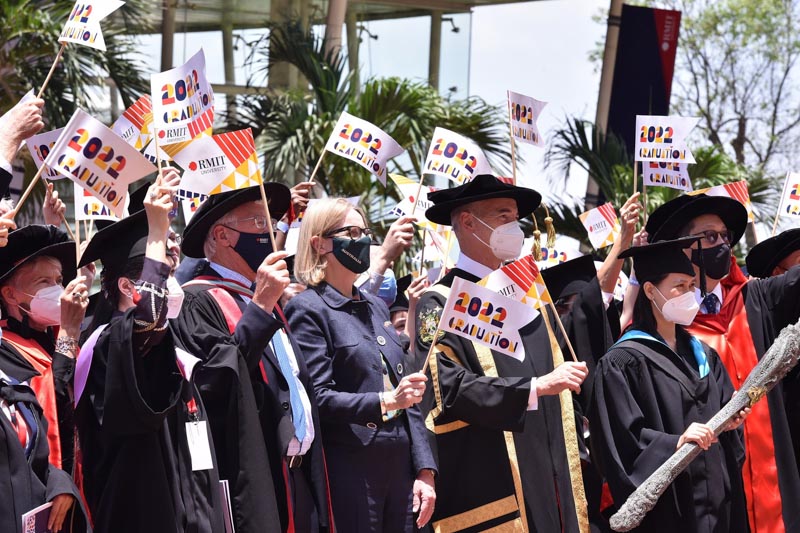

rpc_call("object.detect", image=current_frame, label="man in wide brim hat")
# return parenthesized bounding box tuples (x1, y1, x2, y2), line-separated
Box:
(170, 183, 335, 533)
(0, 224, 90, 475)
(746, 227, 800, 278)
(639, 191, 800, 532)
(414, 174, 589, 532)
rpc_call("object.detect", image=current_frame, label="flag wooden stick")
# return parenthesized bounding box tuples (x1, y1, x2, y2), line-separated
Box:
(772, 172, 790, 236)
(632, 160, 639, 195)
(436, 232, 454, 283)
(642, 183, 648, 225)
(152, 127, 165, 181)
(86, 218, 95, 241)
(410, 176, 426, 216)
(547, 301, 579, 362)
(37, 43, 66, 99)
(258, 180, 278, 251)
(12, 164, 48, 216)
(419, 230, 427, 267)
(308, 152, 325, 185)
(508, 105, 518, 185)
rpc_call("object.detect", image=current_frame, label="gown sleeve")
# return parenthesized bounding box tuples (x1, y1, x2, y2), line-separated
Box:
(588, 348, 682, 498)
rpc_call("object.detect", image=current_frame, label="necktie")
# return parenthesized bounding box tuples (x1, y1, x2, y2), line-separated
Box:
(702, 293, 720, 314)
(271, 331, 307, 442)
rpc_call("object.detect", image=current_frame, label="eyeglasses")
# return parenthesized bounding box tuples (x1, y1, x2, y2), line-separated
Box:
(691, 229, 733, 247)
(168, 231, 182, 246)
(324, 226, 374, 240)
(226, 215, 278, 231)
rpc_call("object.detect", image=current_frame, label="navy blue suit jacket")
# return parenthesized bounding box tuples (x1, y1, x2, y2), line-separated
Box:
(285, 281, 436, 475)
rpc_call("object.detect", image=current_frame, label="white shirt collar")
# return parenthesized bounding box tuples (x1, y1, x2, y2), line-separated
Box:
(209, 261, 253, 290)
(455, 253, 496, 279)
(694, 282, 724, 312)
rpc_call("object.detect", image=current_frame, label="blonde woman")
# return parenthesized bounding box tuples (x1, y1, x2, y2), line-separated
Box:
(285, 198, 436, 532)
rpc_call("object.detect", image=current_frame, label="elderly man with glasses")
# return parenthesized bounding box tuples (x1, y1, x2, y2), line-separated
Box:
(171, 185, 334, 533)
(626, 193, 800, 533)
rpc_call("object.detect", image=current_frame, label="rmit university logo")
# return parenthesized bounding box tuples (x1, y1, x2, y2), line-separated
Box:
(188, 155, 227, 174)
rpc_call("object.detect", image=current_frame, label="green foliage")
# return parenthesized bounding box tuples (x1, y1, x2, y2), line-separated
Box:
(225, 22, 511, 224)
(544, 118, 781, 251)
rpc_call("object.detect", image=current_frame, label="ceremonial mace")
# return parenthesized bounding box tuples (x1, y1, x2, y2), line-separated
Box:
(609, 319, 800, 531)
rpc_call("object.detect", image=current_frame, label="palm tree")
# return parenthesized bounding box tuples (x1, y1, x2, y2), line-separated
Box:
(543, 118, 778, 253)
(1, 0, 149, 223)
(225, 22, 513, 225)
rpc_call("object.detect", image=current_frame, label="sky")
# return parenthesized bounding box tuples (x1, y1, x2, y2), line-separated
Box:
(134, 0, 610, 206)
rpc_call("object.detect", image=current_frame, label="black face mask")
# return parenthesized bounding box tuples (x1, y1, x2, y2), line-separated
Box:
(691, 243, 732, 280)
(232, 230, 273, 272)
(331, 236, 371, 274)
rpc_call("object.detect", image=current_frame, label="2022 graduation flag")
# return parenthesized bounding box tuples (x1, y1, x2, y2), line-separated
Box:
(59, 0, 125, 51)
(423, 127, 494, 185)
(439, 276, 533, 361)
(642, 161, 692, 191)
(25, 128, 66, 180)
(44, 109, 156, 217)
(324, 112, 404, 186)
(635, 115, 699, 165)
(507, 90, 547, 147)
(151, 49, 215, 145)
(775, 172, 800, 218)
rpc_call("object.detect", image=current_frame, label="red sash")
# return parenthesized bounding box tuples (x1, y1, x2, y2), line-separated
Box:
(688, 261, 784, 533)
(2, 331, 62, 468)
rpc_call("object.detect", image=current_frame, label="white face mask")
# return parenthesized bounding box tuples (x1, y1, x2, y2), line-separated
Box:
(474, 217, 525, 261)
(165, 276, 185, 320)
(655, 287, 699, 326)
(21, 284, 63, 327)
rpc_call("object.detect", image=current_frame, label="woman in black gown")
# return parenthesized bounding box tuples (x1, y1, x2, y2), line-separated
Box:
(589, 237, 750, 533)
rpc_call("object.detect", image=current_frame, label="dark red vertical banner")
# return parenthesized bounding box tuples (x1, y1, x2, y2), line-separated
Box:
(607, 4, 681, 155)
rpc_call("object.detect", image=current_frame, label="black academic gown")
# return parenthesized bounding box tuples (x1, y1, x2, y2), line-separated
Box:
(0, 318, 75, 474)
(0, 363, 88, 533)
(414, 267, 579, 532)
(589, 329, 748, 533)
(76, 307, 225, 533)
(171, 263, 332, 533)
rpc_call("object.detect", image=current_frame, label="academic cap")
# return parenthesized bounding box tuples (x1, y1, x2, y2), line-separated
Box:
(540, 255, 597, 301)
(0, 225, 77, 284)
(94, 177, 152, 231)
(618, 236, 702, 284)
(645, 193, 748, 245)
(389, 274, 413, 313)
(78, 210, 148, 274)
(425, 174, 541, 225)
(745, 228, 800, 278)
(181, 184, 291, 259)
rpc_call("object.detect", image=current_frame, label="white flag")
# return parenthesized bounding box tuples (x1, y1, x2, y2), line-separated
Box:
(776, 172, 800, 218)
(440, 277, 533, 361)
(635, 115, 698, 164)
(59, 0, 125, 51)
(151, 49, 215, 145)
(25, 128, 65, 180)
(44, 109, 156, 217)
(507, 90, 547, 147)
(423, 127, 494, 185)
(642, 161, 692, 191)
(324, 112, 404, 186)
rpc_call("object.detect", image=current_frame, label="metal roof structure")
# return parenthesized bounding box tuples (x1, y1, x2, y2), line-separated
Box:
(136, 0, 533, 33)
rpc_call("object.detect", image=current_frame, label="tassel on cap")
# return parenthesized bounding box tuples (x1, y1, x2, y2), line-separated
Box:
(532, 213, 542, 262)
(542, 203, 556, 248)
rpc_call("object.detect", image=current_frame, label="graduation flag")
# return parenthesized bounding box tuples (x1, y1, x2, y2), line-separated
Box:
(324, 112, 404, 185)
(423, 127, 493, 185)
(44, 109, 156, 217)
(507, 90, 547, 147)
(59, 0, 125, 51)
(635, 115, 698, 164)
(579, 203, 621, 249)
